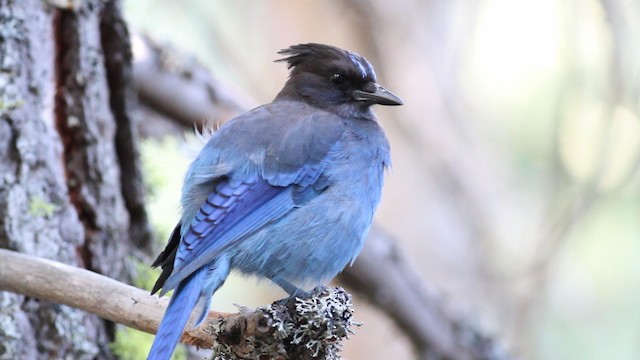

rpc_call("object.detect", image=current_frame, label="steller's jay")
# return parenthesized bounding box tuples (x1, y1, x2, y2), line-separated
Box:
(147, 43, 402, 359)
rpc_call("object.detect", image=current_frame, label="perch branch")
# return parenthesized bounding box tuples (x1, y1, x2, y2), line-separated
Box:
(0, 248, 228, 348)
(0, 249, 358, 359)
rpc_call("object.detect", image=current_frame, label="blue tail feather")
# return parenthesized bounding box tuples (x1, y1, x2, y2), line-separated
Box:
(147, 268, 206, 360)
(192, 255, 231, 327)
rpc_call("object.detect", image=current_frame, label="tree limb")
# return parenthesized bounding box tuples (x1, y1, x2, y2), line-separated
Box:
(0, 249, 360, 359)
(0, 248, 227, 348)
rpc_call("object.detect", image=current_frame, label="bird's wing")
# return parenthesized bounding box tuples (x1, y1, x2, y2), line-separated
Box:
(156, 106, 344, 294)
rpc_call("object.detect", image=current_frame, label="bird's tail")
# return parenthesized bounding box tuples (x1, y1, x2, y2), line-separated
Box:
(147, 268, 206, 360)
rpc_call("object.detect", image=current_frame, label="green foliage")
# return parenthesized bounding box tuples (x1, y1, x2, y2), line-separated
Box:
(111, 326, 187, 360)
(140, 137, 190, 240)
(130, 256, 160, 292)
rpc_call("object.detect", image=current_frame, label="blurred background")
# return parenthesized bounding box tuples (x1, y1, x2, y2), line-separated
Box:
(121, 1, 640, 359)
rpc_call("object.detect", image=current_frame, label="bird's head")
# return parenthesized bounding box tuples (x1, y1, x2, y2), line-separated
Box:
(275, 43, 402, 114)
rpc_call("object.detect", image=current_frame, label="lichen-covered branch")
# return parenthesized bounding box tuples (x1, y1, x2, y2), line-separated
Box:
(212, 287, 357, 360)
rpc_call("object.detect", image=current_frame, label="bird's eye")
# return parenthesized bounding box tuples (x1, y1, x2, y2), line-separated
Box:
(330, 73, 346, 85)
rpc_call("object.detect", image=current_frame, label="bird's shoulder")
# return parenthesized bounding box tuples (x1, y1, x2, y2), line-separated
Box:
(218, 100, 346, 142)
(207, 101, 346, 167)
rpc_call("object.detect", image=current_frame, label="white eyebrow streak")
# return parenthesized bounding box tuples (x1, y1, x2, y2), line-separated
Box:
(365, 60, 376, 80)
(349, 53, 368, 79)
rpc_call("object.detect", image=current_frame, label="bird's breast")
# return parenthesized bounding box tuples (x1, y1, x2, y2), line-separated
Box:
(229, 121, 390, 286)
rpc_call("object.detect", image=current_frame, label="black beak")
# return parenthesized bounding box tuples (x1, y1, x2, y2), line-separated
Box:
(352, 84, 403, 106)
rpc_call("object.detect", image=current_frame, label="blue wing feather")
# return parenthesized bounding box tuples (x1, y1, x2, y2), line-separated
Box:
(161, 178, 304, 294)
(156, 141, 335, 295)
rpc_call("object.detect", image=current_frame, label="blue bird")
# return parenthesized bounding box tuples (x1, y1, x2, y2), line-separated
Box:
(147, 43, 402, 359)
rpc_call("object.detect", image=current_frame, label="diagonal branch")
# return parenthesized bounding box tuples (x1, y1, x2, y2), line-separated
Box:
(0, 248, 224, 348)
(0, 249, 361, 359)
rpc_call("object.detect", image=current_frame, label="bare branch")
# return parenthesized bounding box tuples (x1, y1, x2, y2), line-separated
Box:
(0, 248, 228, 348)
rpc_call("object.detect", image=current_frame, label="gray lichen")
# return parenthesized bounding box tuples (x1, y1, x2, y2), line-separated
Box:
(211, 286, 360, 360)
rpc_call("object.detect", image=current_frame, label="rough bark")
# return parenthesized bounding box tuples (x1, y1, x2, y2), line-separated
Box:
(0, 0, 151, 359)
(100, 1, 153, 254)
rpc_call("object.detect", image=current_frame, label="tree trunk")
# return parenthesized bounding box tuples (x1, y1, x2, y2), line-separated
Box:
(0, 0, 151, 359)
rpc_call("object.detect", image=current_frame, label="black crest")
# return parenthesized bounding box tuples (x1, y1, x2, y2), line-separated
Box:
(276, 43, 348, 68)
(276, 43, 376, 81)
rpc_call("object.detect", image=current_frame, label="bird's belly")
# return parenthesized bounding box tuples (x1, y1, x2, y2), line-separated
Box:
(230, 180, 380, 287)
